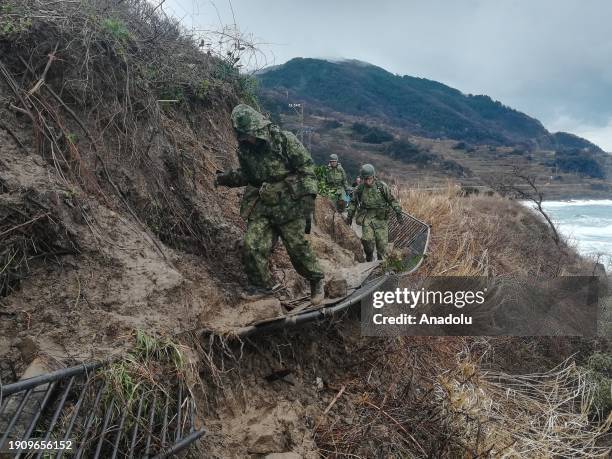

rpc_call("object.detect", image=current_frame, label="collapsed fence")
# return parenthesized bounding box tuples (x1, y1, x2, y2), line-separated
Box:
(0, 362, 204, 458)
(232, 210, 431, 336)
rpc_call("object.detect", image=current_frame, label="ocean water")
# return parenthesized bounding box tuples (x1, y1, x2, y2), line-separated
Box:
(537, 200, 612, 268)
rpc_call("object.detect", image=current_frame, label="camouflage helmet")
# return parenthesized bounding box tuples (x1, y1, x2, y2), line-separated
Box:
(329, 153, 339, 161)
(231, 104, 272, 140)
(360, 163, 376, 178)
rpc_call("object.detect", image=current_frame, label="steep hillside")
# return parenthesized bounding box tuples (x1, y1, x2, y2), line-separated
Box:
(258, 58, 600, 150)
(258, 59, 612, 199)
(0, 0, 371, 367)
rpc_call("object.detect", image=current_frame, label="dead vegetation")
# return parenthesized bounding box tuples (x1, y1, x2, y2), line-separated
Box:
(313, 336, 610, 458)
(486, 166, 561, 245)
(396, 183, 585, 277)
(0, 0, 259, 270)
(193, 324, 610, 457)
(0, 187, 79, 297)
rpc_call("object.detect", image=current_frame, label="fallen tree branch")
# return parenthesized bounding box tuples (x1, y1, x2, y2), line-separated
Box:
(16, 56, 170, 263)
(27, 42, 59, 96)
(323, 384, 346, 415)
(0, 213, 50, 237)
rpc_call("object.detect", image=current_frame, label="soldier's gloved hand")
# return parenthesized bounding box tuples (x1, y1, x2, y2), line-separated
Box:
(345, 215, 353, 226)
(396, 212, 404, 223)
(303, 194, 316, 214)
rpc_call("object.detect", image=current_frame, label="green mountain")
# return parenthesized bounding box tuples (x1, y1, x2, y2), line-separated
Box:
(257, 58, 600, 150)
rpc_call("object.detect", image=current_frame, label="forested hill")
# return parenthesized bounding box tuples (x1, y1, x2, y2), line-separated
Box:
(257, 58, 600, 151)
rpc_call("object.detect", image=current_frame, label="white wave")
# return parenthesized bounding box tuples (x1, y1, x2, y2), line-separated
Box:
(520, 200, 612, 267)
(541, 199, 612, 208)
(558, 223, 612, 239)
(559, 216, 612, 227)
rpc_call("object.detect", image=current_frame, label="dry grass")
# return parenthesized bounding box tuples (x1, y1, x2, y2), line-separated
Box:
(436, 354, 611, 457)
(310, 184, 612, 457)
(315, 336, 611, 458)
(0, 0, 262, 263)
(396, 183, 585, 277)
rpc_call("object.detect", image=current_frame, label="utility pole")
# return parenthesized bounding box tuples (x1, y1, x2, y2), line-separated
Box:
(288, 102, 305, 142)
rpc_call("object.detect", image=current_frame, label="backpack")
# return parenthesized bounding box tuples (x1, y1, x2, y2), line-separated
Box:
(353, 180, 393, 224)
(354, 180, 389, 206)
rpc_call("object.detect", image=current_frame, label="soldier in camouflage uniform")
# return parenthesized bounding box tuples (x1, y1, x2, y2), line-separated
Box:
(215, 104, 325, 304)
(346, 164, 404, 262)
(325, 153, 350, 211)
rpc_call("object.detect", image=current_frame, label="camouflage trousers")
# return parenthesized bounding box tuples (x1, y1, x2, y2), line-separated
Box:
(243, 215, 324, 287)
(361, 218, 389, 261)
(330, 189, 347, 212)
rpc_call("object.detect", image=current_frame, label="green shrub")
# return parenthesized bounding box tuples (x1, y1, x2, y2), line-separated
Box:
(195, 79, 211, 100)
(555, 149, 605, 178)
(351, 122, 370, 135)
(362, 128, 393, 143)
(102, 17, 130, 42)
(323, 119, 342, 129)
(214, 60, 259, 106)
(384, 139, 436, 166)
(351, 122, 393, 143)
(0, 4, 31, 36)
(315, 165, 333, 197)
(237, 74, 259, 107)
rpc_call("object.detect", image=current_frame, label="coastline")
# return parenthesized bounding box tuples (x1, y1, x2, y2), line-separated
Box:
(538, 199, 612, 270)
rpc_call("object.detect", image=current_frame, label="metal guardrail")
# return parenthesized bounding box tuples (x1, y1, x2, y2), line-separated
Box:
(389, 210, 431, 275)
(235, 274, 391, 336)
(0, 363, 205, 458)
(233, 210, 431, 336)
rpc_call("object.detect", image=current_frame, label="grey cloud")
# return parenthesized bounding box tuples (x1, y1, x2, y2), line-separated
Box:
(165, 0, 612, 149)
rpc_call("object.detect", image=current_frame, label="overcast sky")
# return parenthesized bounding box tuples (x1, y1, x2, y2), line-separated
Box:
(164, 0, 612, 151)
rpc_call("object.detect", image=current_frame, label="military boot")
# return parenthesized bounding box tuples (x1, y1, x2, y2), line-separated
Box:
(310, 279, 325, 305)
(362, 241, 375, 263)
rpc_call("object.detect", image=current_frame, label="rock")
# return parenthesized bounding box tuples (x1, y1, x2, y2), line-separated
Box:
(325, 276, 348, 298)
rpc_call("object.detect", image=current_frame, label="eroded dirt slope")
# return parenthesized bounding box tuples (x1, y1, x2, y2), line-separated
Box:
(0, 91, 364, 378)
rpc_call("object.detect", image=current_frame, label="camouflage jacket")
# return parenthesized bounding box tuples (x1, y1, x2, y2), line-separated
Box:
(325, 163, 349, 192)
(347, 179, 401, 225)
(218, 126, 318, 222)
